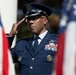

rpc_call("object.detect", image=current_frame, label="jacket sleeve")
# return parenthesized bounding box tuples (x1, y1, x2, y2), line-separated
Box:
(6, 34, 14, 48)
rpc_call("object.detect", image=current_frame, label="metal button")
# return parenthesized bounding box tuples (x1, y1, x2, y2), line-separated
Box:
(32, 58, 35, 60)
(30, 66, 33, 69)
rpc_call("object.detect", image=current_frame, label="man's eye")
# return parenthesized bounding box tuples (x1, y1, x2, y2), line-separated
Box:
(29, 17, 36, 20)
(25, 15, 41, 22)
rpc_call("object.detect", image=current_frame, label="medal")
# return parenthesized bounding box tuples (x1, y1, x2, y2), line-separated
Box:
(45, 40, 57, 51)
(47, 55, 52, 61)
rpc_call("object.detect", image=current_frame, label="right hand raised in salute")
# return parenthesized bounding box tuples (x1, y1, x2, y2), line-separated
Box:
(9, 18, 25, 37)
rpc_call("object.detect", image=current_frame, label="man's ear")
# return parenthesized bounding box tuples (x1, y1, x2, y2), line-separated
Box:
(44, 18, 48, 24)
(42, 16, 48, 24)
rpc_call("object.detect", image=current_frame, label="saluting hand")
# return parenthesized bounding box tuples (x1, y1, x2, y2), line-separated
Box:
(9, 18, 25, 37)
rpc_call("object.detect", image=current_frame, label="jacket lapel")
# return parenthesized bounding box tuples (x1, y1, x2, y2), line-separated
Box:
(25, 37, 34, 56)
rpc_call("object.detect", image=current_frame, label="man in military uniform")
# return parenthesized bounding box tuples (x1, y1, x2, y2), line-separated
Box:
(8, 3, 58, 75)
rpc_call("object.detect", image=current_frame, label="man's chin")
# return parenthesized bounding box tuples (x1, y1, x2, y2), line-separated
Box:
(31, 30, 36, 33)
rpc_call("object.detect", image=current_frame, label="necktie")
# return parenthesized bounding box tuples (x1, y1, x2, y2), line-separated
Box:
(33, 37, 39, 53)
(33, 37, 39, 48)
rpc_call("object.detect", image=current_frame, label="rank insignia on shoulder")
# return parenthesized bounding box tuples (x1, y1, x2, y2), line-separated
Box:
(18, 56, 22, 61)
(47, 55, 52, 61)
(45, 40, 57, 51)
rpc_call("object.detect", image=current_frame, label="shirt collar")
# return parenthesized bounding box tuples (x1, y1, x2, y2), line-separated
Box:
(34, 30, 48, 39)
(39, 30, 48, 39)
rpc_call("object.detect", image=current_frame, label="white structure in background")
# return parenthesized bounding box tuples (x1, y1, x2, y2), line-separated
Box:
(0, 0, 18, 47)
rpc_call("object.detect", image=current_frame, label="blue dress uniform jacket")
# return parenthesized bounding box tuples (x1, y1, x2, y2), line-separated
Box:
(10, 31, 57, 75)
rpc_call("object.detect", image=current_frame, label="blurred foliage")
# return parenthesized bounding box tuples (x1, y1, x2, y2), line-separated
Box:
(48, 13, 60, 34)
(17, 21, 32, 40)
(18, 0, 63, 9)
(42, 0, 63, 7)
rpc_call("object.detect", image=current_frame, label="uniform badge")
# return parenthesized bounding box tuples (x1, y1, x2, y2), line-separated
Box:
(45, 40, 57, 51)
(47, 55, 52, 61)
(18, 56, 22, 61)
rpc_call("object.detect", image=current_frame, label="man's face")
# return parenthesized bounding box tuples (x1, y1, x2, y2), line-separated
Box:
(26, 15, 48, 35)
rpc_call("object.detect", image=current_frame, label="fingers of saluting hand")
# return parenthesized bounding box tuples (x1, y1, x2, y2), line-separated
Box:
(9, 18, 25, 37)
(12, 18, 25, 29)
(17, 18, 25, 26)
(12, 18, 25, 32)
